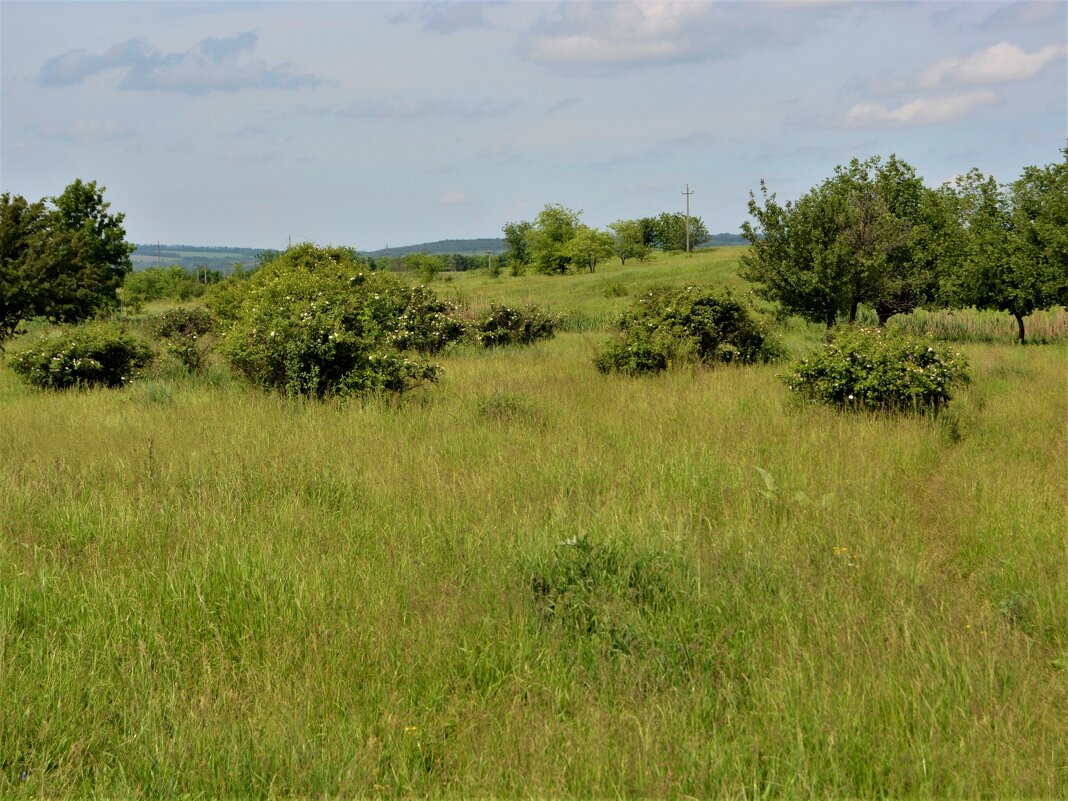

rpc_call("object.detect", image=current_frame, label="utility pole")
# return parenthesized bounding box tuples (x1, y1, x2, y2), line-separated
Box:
(682, 184, 694, 254)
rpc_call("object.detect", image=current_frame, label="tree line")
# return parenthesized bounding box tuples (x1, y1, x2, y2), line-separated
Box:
(740, 150, 1067, 343)
(501, 207, 711, 275)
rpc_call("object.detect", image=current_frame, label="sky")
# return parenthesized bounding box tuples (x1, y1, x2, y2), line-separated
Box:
(2, 1, 1066, 250)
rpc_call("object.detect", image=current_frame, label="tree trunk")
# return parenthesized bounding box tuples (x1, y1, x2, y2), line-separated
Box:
(1014, 312, 1026, 345)
(877, 308, 892, 327)
(849, 300, 859, 325)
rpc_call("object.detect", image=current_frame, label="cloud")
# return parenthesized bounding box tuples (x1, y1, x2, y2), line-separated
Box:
(420, 2, 488, 34)
(918, 41, 1067, 88)
(322, 97, 518, 120)
(37, 32, 322, 94)
(518, 1, 848, 72)
(978, 1, 1067, 31)
(440, 191, 469, 205)
(844, 91, 997, 128)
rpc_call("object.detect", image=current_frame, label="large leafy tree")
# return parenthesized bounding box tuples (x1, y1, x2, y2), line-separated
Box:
(0, 193, 51, 342)
(741, 155, 950, 327)
(526, 203, 581, 274)
(0, 180, 133, 344)
(944, 153, 1068, 343)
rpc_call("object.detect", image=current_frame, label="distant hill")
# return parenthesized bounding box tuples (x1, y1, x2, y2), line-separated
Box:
(131, 244, 268, 273)
(704, 233, 747, 247)
(363, 239, 506, 258)
(129, 233, 746, 273)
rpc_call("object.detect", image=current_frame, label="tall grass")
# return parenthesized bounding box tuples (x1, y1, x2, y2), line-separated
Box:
(1, 249, 1065, 797)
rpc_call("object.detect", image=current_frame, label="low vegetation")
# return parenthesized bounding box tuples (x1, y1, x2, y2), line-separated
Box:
(784, 327, 970, 412)
(1, 150, 1065, 797)
(595, 286, 779, 374)
(8, 319, 152, 389)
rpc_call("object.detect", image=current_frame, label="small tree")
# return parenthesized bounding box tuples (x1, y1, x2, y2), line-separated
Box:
(607, 219, 649, 265)
(527, 203, 581, 274)
(502, 220, 533, 268)
(566, 225, 613, 273)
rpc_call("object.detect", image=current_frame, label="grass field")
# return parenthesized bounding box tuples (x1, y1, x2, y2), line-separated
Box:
(1, 248, 1066, 798)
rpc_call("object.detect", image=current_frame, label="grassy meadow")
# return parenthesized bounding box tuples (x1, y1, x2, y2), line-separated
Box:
(1, 248, 1066, 798)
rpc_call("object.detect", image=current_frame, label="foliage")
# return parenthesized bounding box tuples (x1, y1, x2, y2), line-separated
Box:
(741, 155, 947, 327)
(472, 304, 557, 347)
(0, 180, 132, 344)
(607, 219, 650, 265)
(595, 285, 779, 374)
(501, 220, 533, 267)
(122, 265, 207, 306)
(785, 327, 970, 412)
(8, 320, 153, 390)
(565, 225, 614, 274)
(151, 306, 215, 372)
(640, 212, 710, 251)
(217, 245, 451, 397)
(526, 203, 581, 274)
(942, 153, 1068, 344)
(528, 538, 682, 652)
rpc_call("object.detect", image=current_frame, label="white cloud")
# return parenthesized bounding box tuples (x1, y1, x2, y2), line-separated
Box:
(919, 41, 1067, 87)
(844, 91, 997, 127)
(440, 191, 469, 205)
(519, 1, 844, 71)
(37, 32, 322, 94)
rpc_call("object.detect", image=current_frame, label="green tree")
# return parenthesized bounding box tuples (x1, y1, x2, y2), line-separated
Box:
(566, 225, 614, 273)
(646, 212, 710, 251)
(0, 180, 133, 344)
(0, 193, 50, 343)
(527, 203, 581, 274)
(740, 179, 853, 327)
(741, 155, 951, 327)
(607, 219, 649, 265)
(945, 154, 1068, 344)
(502, 220, 533, 268)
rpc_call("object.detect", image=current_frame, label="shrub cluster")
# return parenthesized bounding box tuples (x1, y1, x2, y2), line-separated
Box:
(785, 327, 970, 412)
(9, 321, 153, 390)
(151, 306, 214, 372)
(595, 286, 779, 374)
(216, 248, 460, 397)
(472, 304, 557, 347)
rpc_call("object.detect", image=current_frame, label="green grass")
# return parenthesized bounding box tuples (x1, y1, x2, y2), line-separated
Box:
(1, 248, 1066, 798)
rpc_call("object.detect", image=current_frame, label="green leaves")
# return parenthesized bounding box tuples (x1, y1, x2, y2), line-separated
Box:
(785, 327, 970, 413)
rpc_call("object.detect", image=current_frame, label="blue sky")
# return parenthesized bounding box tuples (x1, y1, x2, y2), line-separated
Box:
(2, 1, 1065, 249)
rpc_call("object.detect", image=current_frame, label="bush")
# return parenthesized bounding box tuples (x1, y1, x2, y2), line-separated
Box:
(9, 321, 153, 390)
(151, 306, 214, 372)
(527, 538, 682, 653)
(217, 246, 460, 397)
(785, 327, 970, 412)
(595, 286, 779, 374)
(472, 304, 557, 347)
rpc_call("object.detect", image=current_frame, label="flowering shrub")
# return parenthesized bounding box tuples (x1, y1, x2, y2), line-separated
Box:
(151, 306, 214, 372)
(595, 286, 780, 374)
(785, 327, 970, 412)
(9, 321, 153, 390)
(217, 247, 459, 397)
(472, 304, 557, 347)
